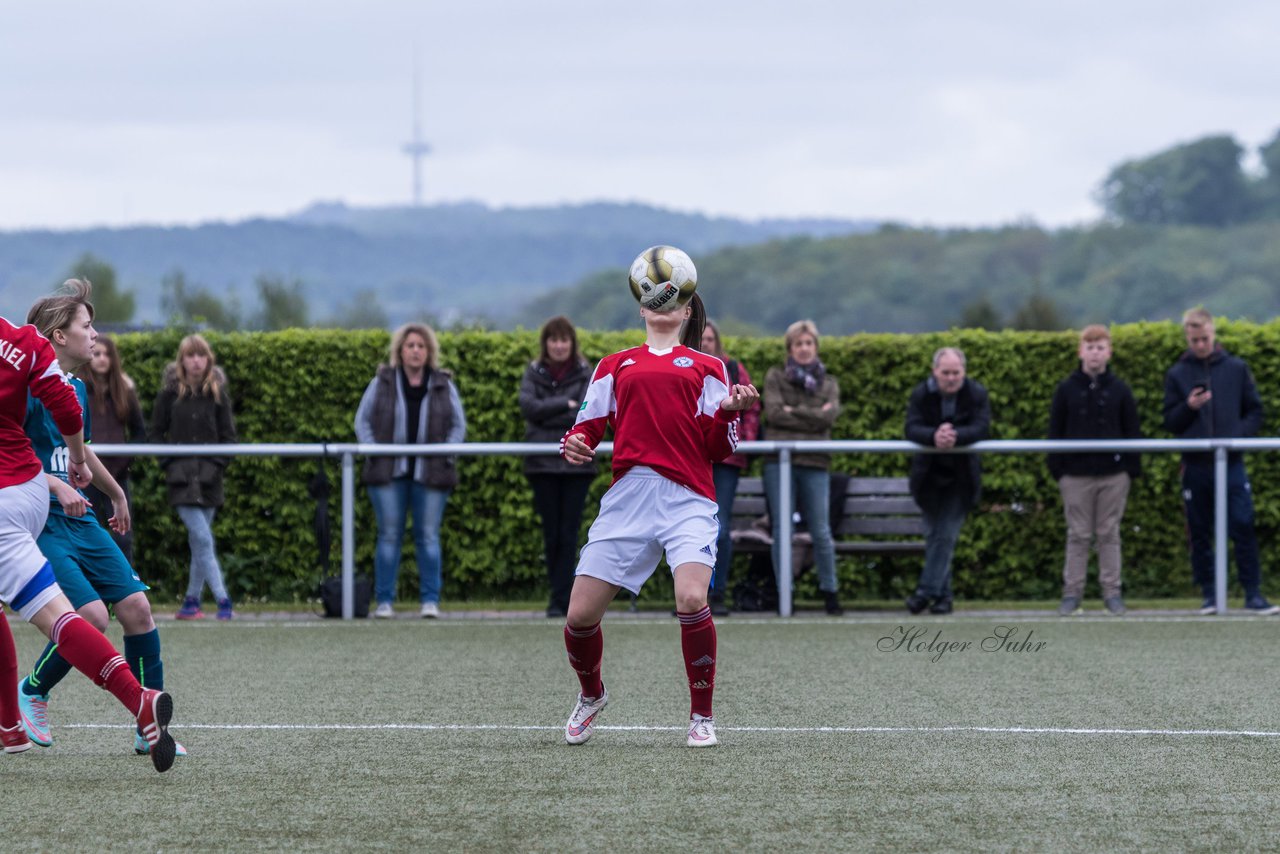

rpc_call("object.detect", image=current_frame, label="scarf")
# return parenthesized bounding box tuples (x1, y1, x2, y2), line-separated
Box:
(785, 356, 826, 393)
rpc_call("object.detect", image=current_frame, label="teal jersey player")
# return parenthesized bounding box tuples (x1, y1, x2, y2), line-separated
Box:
(18, 369, 187, 758)
(26, 372, 93, 515)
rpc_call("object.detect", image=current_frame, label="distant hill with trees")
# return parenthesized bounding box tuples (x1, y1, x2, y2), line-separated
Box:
(4, 127, 1279, 334)
(0, 201, 874, 328)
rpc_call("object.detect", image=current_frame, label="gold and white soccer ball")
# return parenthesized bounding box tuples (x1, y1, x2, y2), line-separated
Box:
(628, 245, 698, 312)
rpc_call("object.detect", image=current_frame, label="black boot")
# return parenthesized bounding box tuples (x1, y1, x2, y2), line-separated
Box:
(905, 593, 930, 615)
(824, 591, 844, 616)
(929, 597, 953, 615)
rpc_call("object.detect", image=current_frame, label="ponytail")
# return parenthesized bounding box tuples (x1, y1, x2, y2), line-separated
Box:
(680, 294, 706, 351)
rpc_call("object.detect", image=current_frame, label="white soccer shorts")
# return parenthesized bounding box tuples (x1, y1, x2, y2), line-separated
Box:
(575, 467, 719, 594)
(0, 474, 63, 619)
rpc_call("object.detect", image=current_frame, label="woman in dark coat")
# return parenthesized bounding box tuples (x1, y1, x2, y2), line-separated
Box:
(519, 316, 596, 617)
(150, 334, 238, 620)
(77, 334, 146, 563)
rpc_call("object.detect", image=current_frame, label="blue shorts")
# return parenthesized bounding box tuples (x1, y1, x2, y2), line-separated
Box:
(37, 513, 149, 609)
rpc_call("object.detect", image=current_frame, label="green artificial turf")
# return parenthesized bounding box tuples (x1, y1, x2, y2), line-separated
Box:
(3, 613, 1278, 851)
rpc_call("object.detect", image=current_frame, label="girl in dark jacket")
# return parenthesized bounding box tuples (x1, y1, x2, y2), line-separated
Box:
(76, 334, 147, 564)
(700, 320, 760, 615)
(519, 316, 597, 617)
(150, 334, 238, 620)
(354, 323, 467, 618)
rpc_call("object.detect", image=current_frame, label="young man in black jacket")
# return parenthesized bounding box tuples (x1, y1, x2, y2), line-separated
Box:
(1047, 325, 1141, 616)
(1163, 307, 1278, 616)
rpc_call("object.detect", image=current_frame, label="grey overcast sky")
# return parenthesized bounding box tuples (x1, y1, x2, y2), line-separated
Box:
(2, 1, 1277, 231)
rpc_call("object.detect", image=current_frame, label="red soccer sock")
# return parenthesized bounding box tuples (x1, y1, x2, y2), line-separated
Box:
(51, 612, 143, 715)
(0, 612, 19, 728)
(678, 606, 717, 718)
(564, 621, 604, 699)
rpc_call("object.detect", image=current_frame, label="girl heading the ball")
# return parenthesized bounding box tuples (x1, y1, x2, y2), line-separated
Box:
(559, 247, 759, 749)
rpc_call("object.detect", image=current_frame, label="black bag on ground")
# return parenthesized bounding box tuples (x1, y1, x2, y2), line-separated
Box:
(318, 575, 372, 618)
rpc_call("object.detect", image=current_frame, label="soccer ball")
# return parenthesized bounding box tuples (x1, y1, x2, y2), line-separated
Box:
(628, 245, 698, 312)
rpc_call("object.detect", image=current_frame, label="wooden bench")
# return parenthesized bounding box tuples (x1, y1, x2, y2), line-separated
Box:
(729, 475, 926, 559)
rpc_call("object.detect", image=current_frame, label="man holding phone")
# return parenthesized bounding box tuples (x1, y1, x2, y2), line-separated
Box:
(1163, 307, 1279, 615)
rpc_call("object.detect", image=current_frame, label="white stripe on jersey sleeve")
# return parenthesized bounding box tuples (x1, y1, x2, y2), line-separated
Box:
(697, 362, 730, 419)
(37, 361, 67, 384)
(573, 368, 615, 426)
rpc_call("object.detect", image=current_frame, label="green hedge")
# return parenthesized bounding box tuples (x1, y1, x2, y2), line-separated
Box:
(114, 321, 1280, 605)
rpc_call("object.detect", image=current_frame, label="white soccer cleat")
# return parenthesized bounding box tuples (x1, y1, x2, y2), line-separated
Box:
(564, 686, 609, 745)
(687, 714, 718, 748)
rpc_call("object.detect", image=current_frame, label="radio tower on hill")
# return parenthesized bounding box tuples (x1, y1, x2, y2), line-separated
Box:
(402, 54, 431, 206)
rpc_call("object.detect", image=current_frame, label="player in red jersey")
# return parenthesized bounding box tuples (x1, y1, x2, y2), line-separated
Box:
(559, 290, 758, 748)
(0, 309, 176, 771)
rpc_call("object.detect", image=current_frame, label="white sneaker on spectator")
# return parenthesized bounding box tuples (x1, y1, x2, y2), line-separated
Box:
(420, 602, 439, 619)
(373, 602, 394, 619)
(687, 714, 718, 748)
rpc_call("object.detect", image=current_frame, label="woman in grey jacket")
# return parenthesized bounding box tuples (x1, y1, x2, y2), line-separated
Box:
(519, 317, 597, 617)
(354, 323, 466, 618)
(150, 334, 238, 620)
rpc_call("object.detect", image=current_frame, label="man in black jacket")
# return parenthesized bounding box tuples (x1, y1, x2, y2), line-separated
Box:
(1047, 325, 1141, 617)
(1163, 307, 1278, 615)
(904, 347, 991, 615)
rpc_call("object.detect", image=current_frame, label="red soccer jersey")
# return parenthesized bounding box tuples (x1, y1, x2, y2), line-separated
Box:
(562, 344, 739, 500)
(0, 316, 83, 488)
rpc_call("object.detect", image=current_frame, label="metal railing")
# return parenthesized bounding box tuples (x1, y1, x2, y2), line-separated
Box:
(92, 438, 1274, 618)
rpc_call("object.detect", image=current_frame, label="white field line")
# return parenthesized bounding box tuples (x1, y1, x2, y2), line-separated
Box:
(63, 722, 1280, 738)
(171, 614, 1271, 629)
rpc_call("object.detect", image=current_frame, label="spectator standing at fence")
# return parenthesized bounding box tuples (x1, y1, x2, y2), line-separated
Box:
(904, 347, 991, 615)
(150, 334, 238, 621)
(355, 323, 466, 619)
(16, 281, 185, 759)
(560, 290, 758, 749)
(519, 316, 596, 618)
(700, 320, 760, 616)
(762, 320, 843, 616)
(75, 334, 146, 564)
(1163, 308, 1279, 616)
(1047, 325, 1142, 617)
(0, 307, 177, 771)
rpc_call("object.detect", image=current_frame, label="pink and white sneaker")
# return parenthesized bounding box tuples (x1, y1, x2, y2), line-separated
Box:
(564, 686, 609, 745)
(687, 714, 718, 748)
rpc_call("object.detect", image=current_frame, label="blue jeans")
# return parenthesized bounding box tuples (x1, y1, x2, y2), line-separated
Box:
(916, 488, 970, 600)
(1182, 460, 1261, 597)
(763, 462, 838, 593)
(176, 505, 228, 601)
(710, 463, 742, 599)
(368, 478, 450, 605)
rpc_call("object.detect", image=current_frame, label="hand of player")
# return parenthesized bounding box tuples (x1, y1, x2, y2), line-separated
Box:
(67, 457, 92, 488)
(108, 495, 132, 535)
(720, 383, 760, 412)
(53, 480, 91, 517)
(562, 433, 595, 465)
